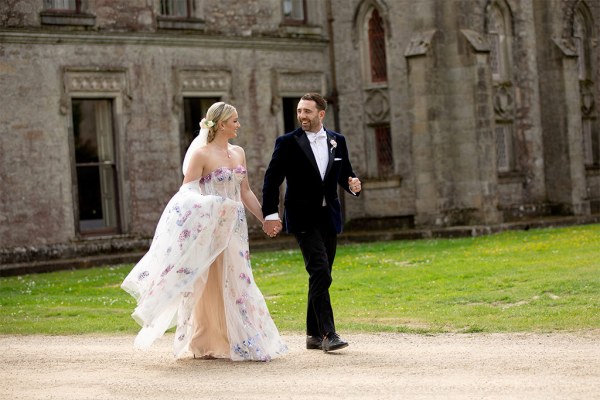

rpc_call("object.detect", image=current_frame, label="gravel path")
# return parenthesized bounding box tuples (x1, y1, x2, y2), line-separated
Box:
(2, 332, 600, 399)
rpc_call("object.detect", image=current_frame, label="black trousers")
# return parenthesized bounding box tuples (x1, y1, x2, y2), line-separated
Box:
(294, 207, 337, 337)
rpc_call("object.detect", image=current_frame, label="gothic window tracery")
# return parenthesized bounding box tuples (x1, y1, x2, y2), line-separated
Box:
(574, 4, 598, 167)
(360, 4, 393, 178)
(368, 8, 387, 83)
(486, 1, 516, 174)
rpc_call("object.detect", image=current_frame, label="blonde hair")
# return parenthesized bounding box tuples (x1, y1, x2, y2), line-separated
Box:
(205, 102, 236, 143)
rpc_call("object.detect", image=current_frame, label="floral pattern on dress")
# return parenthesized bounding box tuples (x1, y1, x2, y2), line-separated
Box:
(121, 165, 288, 361)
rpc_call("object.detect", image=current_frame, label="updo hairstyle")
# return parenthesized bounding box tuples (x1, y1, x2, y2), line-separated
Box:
(205, 102, 237, 143)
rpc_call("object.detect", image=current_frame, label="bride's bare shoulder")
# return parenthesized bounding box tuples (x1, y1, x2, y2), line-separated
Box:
(229, 144, 245, 155)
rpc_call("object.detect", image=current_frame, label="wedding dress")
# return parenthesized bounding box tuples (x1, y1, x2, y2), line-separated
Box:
(121, 165, 288, 361)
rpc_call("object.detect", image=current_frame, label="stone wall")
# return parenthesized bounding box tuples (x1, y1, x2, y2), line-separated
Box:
(0, 0, 598, 264)
(0, 0, 331, 252)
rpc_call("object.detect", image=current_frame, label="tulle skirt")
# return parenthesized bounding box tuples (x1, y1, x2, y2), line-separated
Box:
(121, 181, 288, 361)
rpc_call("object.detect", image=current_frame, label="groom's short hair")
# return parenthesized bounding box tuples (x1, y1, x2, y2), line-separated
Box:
(301, 93, 327, 112)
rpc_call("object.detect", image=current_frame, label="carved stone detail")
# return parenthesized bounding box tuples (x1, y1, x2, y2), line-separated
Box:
(552, 37, 577, 57)
(62, 68, 128, 115)
(460, 29, 490, 53)
(493, 83, 514, 121)
(276, 71, 325, 94)
(580, 80, 595, 117)
(179, 69, 231, 92)
(64, 70, 127, 93)
(404, 30, 436, 57)
(364, 88, 389, 123)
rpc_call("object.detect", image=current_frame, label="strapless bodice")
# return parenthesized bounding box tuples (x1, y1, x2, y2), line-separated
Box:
(186, 165, 247, 201)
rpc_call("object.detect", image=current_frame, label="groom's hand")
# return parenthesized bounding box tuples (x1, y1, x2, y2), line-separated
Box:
(348, 176, 362, 193)
(263, 220, 282, 238)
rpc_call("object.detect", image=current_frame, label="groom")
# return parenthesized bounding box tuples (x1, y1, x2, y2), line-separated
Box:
(262, 93, 361, 352)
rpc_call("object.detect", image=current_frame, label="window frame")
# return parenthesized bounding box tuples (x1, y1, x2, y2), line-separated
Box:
(282, 0, 307, 25)
(160, 0, 195, 19)
(40, 0, 95, 26)
(70, 98, 122, 236)
(44, 0, 82, 13)
(367, 8, 387, 84)
(373, 124, 394, 177)
(156, 0, 205, 30)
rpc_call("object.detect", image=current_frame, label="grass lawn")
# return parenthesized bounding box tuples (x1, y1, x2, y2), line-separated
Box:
(1, 224, 598, 335)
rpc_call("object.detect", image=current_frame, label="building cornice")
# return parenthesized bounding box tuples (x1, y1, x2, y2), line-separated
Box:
(0, 29, 328, 51)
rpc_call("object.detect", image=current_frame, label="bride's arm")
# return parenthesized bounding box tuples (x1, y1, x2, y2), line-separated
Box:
(182, 148, 206, 184)
(238, 147, 265, 224)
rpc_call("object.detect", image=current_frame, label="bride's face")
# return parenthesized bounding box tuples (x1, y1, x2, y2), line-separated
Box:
(220, 111, 240, 138)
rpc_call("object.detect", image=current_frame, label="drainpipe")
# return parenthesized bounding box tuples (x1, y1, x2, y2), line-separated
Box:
(326, 0, 347, 224)
(326, 0, 340, 133)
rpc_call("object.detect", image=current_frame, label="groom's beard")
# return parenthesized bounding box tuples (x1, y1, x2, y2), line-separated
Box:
(299, 116, 321, 132)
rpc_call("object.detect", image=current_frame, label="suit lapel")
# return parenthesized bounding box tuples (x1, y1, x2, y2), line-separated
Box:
(294, 129, 320, 175)
(324, 130, 335, 178)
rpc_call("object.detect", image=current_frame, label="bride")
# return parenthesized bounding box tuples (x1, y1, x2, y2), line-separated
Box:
(121, 102, 287, 361)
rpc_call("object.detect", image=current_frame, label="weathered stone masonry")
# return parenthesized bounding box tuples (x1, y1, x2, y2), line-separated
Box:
(0, 0, 598, 268)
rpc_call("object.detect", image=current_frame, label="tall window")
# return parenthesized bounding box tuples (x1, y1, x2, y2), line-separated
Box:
(360, 5, 392, 178)
(368, 9, 387, 83)
(495, 124, 514, 172)
(72, 99, 120, 234)
(375, 125, 393, 176)
(161, 0, 195, 18)
(282, 0, 305, 24)
(182, 97, 220, 160)
(487, 2, 516, 173)
(44, 0, 81, 12)
(574, 11, 589, 81)
(574, 6, 598, 167)
(488, 7, 508, 81)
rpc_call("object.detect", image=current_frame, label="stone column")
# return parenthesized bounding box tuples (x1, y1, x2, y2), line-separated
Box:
(546, 38, 590, 215)
(405, 29, 439, 227)
(406, 23, 500, 227)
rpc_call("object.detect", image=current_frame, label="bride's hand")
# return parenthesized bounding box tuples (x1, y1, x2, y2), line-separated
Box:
(263, 220, 282, 238)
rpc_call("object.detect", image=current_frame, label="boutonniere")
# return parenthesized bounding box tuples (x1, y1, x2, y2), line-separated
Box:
(329, 139, 337, 153)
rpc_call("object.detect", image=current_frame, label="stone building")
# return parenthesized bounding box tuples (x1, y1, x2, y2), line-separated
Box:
(0, 0, 598, 268)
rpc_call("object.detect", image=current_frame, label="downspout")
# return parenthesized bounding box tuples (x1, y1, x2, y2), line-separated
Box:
(326, 0, 340, 133)
(325, 0, 346, 223)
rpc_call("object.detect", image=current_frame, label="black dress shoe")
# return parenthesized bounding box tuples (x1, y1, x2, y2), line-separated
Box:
(322, 333, 348, 352)
(306, 335, 323, 350)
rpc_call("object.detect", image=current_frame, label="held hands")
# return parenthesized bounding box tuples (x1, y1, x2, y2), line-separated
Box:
(348, 176, 362, 193)
(263, 220, 282, 238)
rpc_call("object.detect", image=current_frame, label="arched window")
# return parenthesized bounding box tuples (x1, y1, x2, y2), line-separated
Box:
(368, 8, 387, 83)
(574, 8, 590, 81)
(574, 3, 598, 167)
(488, 5, 509, 82)
(357, 3, 393, 177)
(486, 1, 516, 173)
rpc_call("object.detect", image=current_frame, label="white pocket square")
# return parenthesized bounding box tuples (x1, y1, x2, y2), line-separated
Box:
(334, 158, 342, 161)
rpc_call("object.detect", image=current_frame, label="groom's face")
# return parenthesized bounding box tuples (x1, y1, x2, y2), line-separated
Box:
(297, 99, 325, 132)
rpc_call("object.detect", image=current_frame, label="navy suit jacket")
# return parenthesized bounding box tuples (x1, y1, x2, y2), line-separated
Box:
(262, 127, 359, 234)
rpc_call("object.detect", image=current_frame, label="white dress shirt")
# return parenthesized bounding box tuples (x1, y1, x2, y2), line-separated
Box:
(306, 127, 328, 181)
